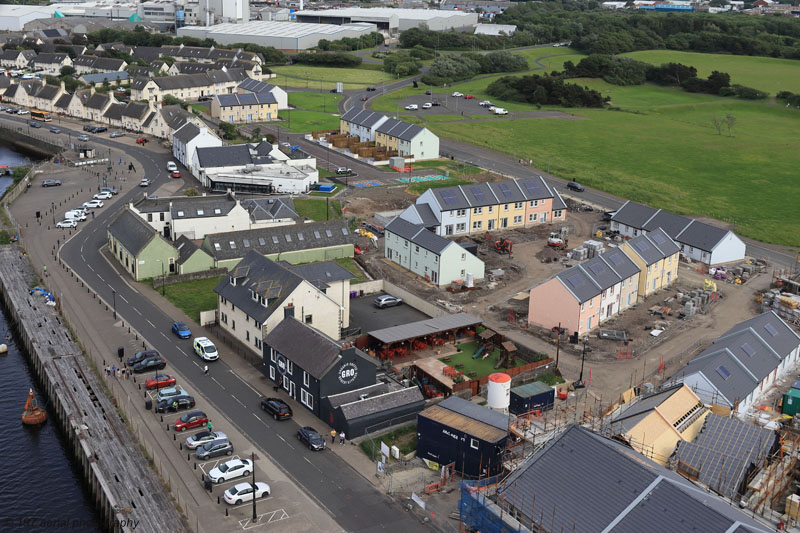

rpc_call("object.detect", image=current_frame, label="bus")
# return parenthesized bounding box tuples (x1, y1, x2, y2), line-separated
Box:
(31, 109, 51, 122)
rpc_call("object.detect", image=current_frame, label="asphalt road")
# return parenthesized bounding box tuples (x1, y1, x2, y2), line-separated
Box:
(1, 116, 423, 533)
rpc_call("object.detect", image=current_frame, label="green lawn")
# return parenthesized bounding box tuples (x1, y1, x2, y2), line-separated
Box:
(333, 257, 366, 283)
(271, 65, 396, 90)
(441, 341, 526, 378)
(406, 178, 473, 195)
(309, 183, 342, 197)
(317, 167, 336, 178)
(162, 276, 223, 323)
(359, 425, 416, 461)
(278, 109, 340, 133)
(622, 50, 800, 95)
(190, 104, 209, 114)
(294, 198, 342, 221)
(288, 91, 343, 112)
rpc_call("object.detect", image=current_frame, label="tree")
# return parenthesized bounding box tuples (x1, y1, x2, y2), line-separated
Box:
(724, 113, 736, 137)
(184, 187, 199, 197)
(706, 70, 731, 94)
(162, 94, 186, 108)
(59, 65, 76, 77)
(250, 127, 261, 141)
(711, 115, 723, 135)
(218, 121, 238, 140)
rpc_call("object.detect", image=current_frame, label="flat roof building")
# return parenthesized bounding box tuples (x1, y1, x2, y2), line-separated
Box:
(294, 7, 478, 33)
(177, 21, 378, 52)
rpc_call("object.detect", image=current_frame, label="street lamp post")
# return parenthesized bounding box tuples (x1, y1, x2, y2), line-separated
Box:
(112, 289, 117, 320)
(161, 262, 165, 296)
(51, 201, 55, 225)
(252, 452, 258, 522)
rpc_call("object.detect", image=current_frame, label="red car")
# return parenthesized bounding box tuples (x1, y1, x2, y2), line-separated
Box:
(360, 96, 368, 101)
(464, 95, 475, 99)
(174, 411, 208, 432)
(145, 373, 177, 390)
(170, 170, 181, 178)
(136, 137, 149, 144)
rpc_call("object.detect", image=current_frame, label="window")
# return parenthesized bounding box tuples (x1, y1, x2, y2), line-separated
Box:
(214, 208, 221, 214)
(272, 236, 279, 244)
(404, 240, 408, 248)
(460, 269, 465, 277)
(488, 206, 493, 213)
(581, 303, 585, 312)
(470, 438, 479, 450)
(269, 365, 275, 380)
(586, 316, 593, 330)
(473, 207, 482, 215)
(553, 210, 563, 218)
(589, 299, 593, 308)
(528, 213, 536, 222)
(301, 389, 313, 409)
(231, 320, 236, 331)
(530, 200, 538, 207)
(514, 202, 524, 209)
(303, 371, 310, 387)
(472, 221, 482, 230)
(461, 253, 466, 261)
(287, 361, 293, 375)
(147, 213, 153, 222)
(305, 314, 312, 324)
(177, 210, 184, 217)
(456, 223, 466, 232)
(415, 246, 419, 253)
(513, 215, 522, 224)
(456, 209, 466, 217)
(285, 234, 292, 242)
(197, 209, 204, 216)
(243, 239, 250, 247)
(246, 330, 250, 341)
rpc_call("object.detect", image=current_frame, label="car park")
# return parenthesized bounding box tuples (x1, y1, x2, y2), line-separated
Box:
(566, 181, 585, 192)
(156, 395, 194, 413)
(260, 397, 292, 420)
(297, 426, 326, 451)
(224, 482, 270, 505)
(133, 355, 167, 374)
(156, 387, 188, 404)
(29, 121, 41, 128)
(174, 411, 208, 432)
(77, 134, 90, 142)
(56, 220, 77, 229)
(139, 178, 150, 187)
(100, 186, 118, 195)
(208, 458, 252, 484)
(171, 321, 191, 339)
(145, 373, 176, 390)
(452, 91, 463, 97)
(167, 162, 177, 172)
(110, 131, 124, 138)
(374, 295, 402, 308)
(431, 101, 441, 107)
(185, 430, 228, 450)
(193, 337, 219, 361)
(404, 104, 418, 111)
(196, 438, 233, 460)
(49, 126, 61, 134)
(93, 191, 113, 200)
(41, 179, 61, 187)
(422, 102, 432, 109)
(82, 199, 104, 209)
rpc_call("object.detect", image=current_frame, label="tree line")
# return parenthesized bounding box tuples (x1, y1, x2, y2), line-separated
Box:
(486, 74, 608, 108)
(422, 51, 528, 86)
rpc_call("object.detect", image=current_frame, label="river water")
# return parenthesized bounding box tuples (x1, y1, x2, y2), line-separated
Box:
(0, 145, 102, 532)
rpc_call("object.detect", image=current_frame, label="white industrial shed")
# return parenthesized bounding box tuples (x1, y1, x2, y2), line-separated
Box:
(177, 21, 377, 51)
(294, 8, 479, 32)
(0, 5, 59, 31)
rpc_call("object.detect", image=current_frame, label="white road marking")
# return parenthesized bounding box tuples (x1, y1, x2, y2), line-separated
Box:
(193, 361, 201, 369)
(97, 274, 104, 282)
(230, 496, 274, 510)
(160, 332, 168, 339)
(133, 307, 142, 316)
(87, 264, 94, 272)
(119, 295, 129, 304)
(229, 370, 262, 396)
(231, 395, 246, 408)
(304, 457, 322, 473)
(178, 348, 188, 357)
(146, 319, 156, 328)
(212, 377, 225, 390)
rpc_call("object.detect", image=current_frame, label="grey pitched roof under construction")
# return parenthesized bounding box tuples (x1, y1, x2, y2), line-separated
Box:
(610, 384, 685, 433)
(241, 197, 298, 221)
(108, 209, 159, 256)
(554, 245, 639, 304)
(264, 317, 342, 379)
(386, 217, 452, 255)
(419, 396, 508, 442)
(624, 228, 680, 266)
(367, 313, 482, 344)
(674, 414, 775, 501)
(497, 425, 771, 533)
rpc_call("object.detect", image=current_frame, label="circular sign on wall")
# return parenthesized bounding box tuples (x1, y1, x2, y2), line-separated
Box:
(338, 362, 358, 385)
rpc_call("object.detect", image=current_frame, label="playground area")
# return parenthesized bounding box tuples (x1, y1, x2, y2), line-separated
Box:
(438, 340, 526, 379)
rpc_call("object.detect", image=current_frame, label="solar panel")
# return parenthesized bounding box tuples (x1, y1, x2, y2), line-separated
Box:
(440, 190, 459, 206)
(650, 232, 666, 245)
(472, 187, 486, 202)
(741, 343, 756, 357)
(497, 183, 513, 198)
(764, 323, 779, 337)
(633, 240, 650, 252)
(566, 274, 585, 288)
(607, 252, 624, 266)
(716, 365, 731, 380)
(523, 180, 542, 196)
(588, 263, 606, 276)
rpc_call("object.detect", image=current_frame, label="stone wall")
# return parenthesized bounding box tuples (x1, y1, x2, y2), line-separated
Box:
(152, 267, 227, 288)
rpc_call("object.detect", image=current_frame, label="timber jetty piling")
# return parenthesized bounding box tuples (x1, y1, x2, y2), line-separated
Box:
(0, 246, 186, 532)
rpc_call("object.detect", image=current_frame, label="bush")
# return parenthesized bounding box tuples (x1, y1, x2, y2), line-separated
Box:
(293, 52, 362, 68)
(218, 122, 238, 140)
(317, 32, 384, 52)
(487, 74, 608, 108)
(422, 50, 528, 85)
(564, 54, 648, 86)
(383, 51, 422, 76)
(184, 187, 199, 197)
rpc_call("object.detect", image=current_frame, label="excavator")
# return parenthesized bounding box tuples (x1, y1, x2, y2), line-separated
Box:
(494, 238, 513, 255)
(547, 232, 568, 250)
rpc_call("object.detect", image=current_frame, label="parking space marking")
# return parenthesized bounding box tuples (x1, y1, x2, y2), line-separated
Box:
(229, 370, 262, 396)
(237, 508, 288, 530)
(230, 496, 274, 510)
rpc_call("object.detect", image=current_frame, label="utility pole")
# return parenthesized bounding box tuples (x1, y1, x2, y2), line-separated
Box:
(555, 322, 561, 370)
(251, 451, 258, 522)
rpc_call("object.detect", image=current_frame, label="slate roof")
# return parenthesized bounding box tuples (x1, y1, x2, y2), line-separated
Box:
(161, 105, 195, 131)
(81, 71, 129, 84)
(431, 185, 471, 211)
(676, 220, 730, 254)
(440, 396, 509, 431)
(553, 245, 640, 304)
(399, 203, 439, 227)
(676, 311, 800, 407)
(368, 313, 482, 344)
(73, 55, 125, 71)
(175, 235, 202, 265)
(108, 209, 159, 256)
(173, 122, 201, 145)
(425, 176, 557, 213)
(238, 78, 276, 94)
(611, 200, 658, 229)
(340, 108, 387, 129)
(3, 84, 18, 99)
(33, 83, 60, 101)
(133, 193, 236, 219)
(204, 220, 354, 261)
(104, 103, 125, 121)
(642, 209, 691, 238)
(460, 182, 498, 207)
(0, 77, 10, 89)
(375, 118, 425, 142)
(214, 251, 305, 324)
(624, 228, 680, 266)
(497, 425, 771, 533)
(488, 180, 525, 203)
(674, 414, 775, 500)
(339, 387, 424, 420)
(552, 189, 567, 210)
(216, 93, 277, 107)
(195, 144, 253, 169)
(385, 216, 452, 255)
(598, 246, 640, 280)
(30, 53, 68, 65)
(0, 49, 36, 61)
(172, 62, 214, 74)
(288, 261, 354, 289)
(241, 197, 298, 221)
(264, 316, 342, 379)
(84, 92, 110, 110)
(153, 73, 210, 90)
(121, 101, 149, 119)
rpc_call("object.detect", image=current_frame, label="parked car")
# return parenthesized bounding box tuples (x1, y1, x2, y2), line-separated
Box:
(77, 134, 90, 142)
(28, 121, 40, 128)
(335, 167, 352, 175)
(145, 373, 176, 390)
(431, 101, 441, 107)
(463, 94, 475, 99)
(132, 355, 166, 374)
(156, 387, 188, 404)
(170, 170, 181, 179)
(366, 87, 377, 92)
(260, 397, 292, 420)
(493, 108, 508, 116)
(139, 178, 151, 187)
(404, 104, 418, 111)
(425, 90, 432, 95)
(94, 126, 107, 133)
(479, 100, 493, 107)
(136, 137, 149, 144)
(174, 410, 208, 432)
(82, 199, 104, 208)
(566, 181, 585, 192)
(110, 131, 124, 138)
(93, 191, 113, 200)
(64, 211, 86, 222)
(185, 430, 228, 450)
(5, 108, 16, 113)
(208, 459, 252, 484)
(49, 126, 61, 134)
(100, 186, 118, 195)
(166, 161, 177, 172)
(422, 102, 432, 109)
(41, 179, 61, 187)
(451, 91, 463, 97)
(374, 295, 402, 309)
(360, 96, 368, 101)
(224, 482, 270, 505)
(17, 109, 29, 115)
(197, 95, 212, 102)
(171, 321, 191, 339)
(71, 206, 88, 215)
(193, 337, 219, 361)
(82, 125, 95, 132)
(56, 220, 77, 229)
(297, 426, 326, 451)
(156, 395, 194, 413)
(196, 438, 233, 460)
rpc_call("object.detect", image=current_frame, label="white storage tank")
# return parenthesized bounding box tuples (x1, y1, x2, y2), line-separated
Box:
(486, 372, 511, 412)
(465, 272, 474, 288)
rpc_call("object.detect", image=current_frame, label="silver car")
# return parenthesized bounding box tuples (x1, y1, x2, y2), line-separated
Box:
(110, 131, 124, 138)
(196, 438, 233, 460)
(185, 430, 227, 450)
(374, 295, 402, 309)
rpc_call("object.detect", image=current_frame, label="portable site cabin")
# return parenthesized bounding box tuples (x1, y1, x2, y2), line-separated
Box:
(509, 381, 554, 415)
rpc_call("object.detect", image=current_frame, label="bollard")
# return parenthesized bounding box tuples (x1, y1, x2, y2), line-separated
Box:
(179, 443, 182, 450)
(166, 424, 169, 431)
(225, 508, 228, 517)
(144, 391, 147, 398)
(173, 433, 176, 441)
(187, 453, 191, 461)
(161, 415, 163, 422)
(194, 463, 197, 470)
(218, 496, 220, 505)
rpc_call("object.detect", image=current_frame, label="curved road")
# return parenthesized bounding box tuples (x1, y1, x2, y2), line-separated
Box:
(0, 115, 421, 533)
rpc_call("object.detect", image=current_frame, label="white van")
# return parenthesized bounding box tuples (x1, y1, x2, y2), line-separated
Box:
(64, 210, 87, 222)
(493, 107, 508, 115)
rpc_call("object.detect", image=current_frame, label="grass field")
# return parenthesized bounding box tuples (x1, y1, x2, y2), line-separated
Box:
(441, 341, 526, 377)
(622, 50, 800, 95)
(162, 276, 223, 323)
(294, 198, 342, 221)
(277, 109, 340, 133)
(271, 65, 396, 90)
(288, 92, 343, 112)
(333, 257, 366, 283)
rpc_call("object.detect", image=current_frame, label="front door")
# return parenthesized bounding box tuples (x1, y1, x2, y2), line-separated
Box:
(431, 271, 438, 284)
(487, 219, 495, 230)
(289, 381, 296, 400)
(607, 303, 614, 318)
(500, 218, 508, 229)
(445, 225, 453, 236)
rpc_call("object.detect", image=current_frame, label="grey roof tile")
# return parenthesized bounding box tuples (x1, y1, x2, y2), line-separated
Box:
(385, 217, 451, 255)
(340, 108, 387, 129)
(488, 180, 525, 203)
(173, 122, 201, 145)
(216, 93, 276, 107)
(611, 200, 659, 229)
(439, 396, 509, 431)
(241, 197, 298, 221)
(289, 261, 354, 285)
(675, 220, 730, 253)
(624, 229, 678, 265)
(368, 313, 482, 344)
(339, 387, 424, 420)
(238, 78, 275, 94)
(108, 209, 158, 256)
(642, 210, 692, 239)
(195, 144, 252, 168)
(264, 317, 341, 379)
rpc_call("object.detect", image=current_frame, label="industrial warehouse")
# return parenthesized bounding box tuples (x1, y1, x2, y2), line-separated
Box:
(293, 7, 479, 33)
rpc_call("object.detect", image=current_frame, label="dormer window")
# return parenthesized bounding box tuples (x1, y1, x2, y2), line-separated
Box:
(230, 276, 236, 286)
(177, 210, 184, 217)
(197, 209, 204, 215)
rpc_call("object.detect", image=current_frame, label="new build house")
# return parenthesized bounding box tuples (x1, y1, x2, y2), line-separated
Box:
(28, 52, 71, 74)
(211, 92, 278, 124)
(528, 246, 640, 336)
(409, 176, 567, 237)
(619, 228, 680, 298)
(384, 216, 484, 286)
(672, 311, 800, 414)
(237, 78, 288, 110)
(611, 200, 746, 265)
(130, 68, 249, 103)
(71, 55, 127, 75)
(338, 108, 439, 160)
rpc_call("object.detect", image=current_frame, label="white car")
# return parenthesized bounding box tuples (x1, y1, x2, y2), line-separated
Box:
(479, 100, 493, 107)
(493, 108, 508, 115)
(224, 482, 270, 505)
(404, 104, 418, 111)
(139, 178, 151, 187)
(93, 191, 113, 200)
(64, 211, 87, 222)
(167, 161, 178, 172)
(56, 220, 77, 229)
(83, 200, 104, 209)
(422, 102, 432, 109)
(451, 91, 463, 97)
(17, 109, 29, 115)
(185, 430, 227, 450)
(208, 458, 253, 484)
(193, 337, 219, 361)
(71, 206, 88, 214)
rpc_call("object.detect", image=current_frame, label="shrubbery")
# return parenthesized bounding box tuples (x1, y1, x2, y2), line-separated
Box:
(317, 32, 384, 52)
(422, 51, 528, 85)
(383, 51, 422, 76)
(293, 52, 362, 68)
(486, 74, 608, 107)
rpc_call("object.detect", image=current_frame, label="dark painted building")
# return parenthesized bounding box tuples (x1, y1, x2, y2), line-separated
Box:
(417, 396, 509, 477)
(322, 383, 425, 438)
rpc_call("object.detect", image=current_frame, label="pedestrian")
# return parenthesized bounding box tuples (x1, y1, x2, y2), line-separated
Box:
(203, 365, 208, 376)
(125, 368, 129, 380)
(104, 366, 109, 377)
(331, 429, 337, 444)
(339, 431, 345, 445)
(207, 421, 213, 432)
(116, 368, 121, 379)
(172, 400, 178, 411)
(91, 211, 95, 219)
(43, 265, 47, 276)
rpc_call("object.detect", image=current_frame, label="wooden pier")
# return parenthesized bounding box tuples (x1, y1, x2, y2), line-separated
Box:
(0, 246, 186, 532)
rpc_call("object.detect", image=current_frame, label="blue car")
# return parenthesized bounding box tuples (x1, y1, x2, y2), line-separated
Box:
(171, 321, 191, 339)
